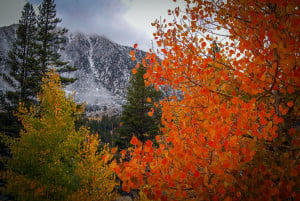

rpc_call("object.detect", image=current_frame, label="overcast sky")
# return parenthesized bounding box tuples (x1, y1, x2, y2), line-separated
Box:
(0, 0, 186, 51)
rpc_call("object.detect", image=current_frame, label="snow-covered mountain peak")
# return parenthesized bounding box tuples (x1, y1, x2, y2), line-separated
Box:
(0, 24, 145, 117)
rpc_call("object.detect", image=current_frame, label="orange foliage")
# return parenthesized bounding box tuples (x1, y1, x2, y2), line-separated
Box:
(114, 0, 299, 200)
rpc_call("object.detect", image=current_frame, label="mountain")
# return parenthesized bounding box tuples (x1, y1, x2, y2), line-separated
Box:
(0, 24, 146, 117)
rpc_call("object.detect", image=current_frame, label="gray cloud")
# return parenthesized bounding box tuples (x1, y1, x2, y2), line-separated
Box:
(0, 0, 25, 26)
(28, 0, 152, 50)
(2, 0, 182, 51)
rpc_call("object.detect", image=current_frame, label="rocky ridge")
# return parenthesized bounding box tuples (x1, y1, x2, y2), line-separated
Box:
(0, 24, 145, 117)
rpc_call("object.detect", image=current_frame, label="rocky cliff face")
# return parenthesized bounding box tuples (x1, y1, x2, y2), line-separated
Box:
(0, 25, 18, 93)
(0, 24, 145, 116)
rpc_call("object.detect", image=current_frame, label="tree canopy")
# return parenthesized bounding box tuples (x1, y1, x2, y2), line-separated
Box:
(1, 0, 76, 137)
(0, 2, 37, 138)
(5, 2, 38, 108)
(36, 0, 76, 84)
(113, 0, 299, 200)
(1, 70, 117, 201)
(116, 65, 163, 150)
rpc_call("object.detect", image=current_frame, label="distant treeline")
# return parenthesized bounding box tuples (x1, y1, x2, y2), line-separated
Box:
(77, 115, 120, 145)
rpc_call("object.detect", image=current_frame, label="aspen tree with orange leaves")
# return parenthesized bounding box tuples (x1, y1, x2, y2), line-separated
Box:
(113, 0, 299, 200)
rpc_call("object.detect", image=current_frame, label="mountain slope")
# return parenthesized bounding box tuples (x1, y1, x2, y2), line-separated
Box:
(0, 24, 145, 116)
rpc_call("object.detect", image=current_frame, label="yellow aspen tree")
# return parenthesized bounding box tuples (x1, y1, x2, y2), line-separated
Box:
(1, 70, 117, 201)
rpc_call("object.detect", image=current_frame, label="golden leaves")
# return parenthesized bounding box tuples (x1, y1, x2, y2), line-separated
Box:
(2, 71, 118, 200)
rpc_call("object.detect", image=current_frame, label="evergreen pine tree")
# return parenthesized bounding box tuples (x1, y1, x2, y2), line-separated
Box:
(116, 65, 163, 149)
(4, 2, 38, 109)
(36, 0, 76, 84)
(0, 2, 37, 137)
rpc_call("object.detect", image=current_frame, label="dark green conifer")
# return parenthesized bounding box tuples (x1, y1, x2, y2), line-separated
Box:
(116, 65, 163, 149)
(5, 2, 38, 108)
(0, 2, 37, 137)
(36, 0, 76, 84)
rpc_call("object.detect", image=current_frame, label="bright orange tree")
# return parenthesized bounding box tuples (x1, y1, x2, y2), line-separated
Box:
(113, 0, 299, 200)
